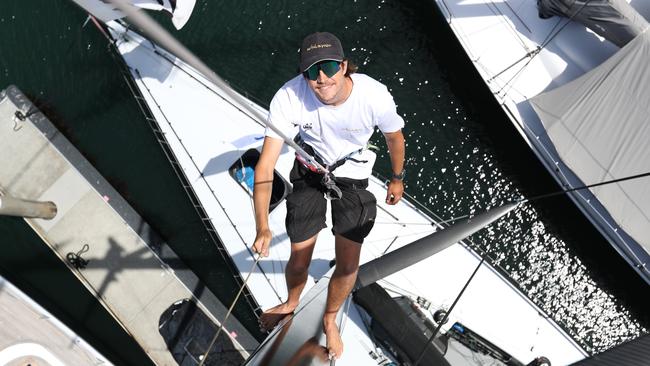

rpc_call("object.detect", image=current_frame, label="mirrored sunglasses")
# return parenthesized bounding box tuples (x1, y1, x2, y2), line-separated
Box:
(303, 61, 341, 81)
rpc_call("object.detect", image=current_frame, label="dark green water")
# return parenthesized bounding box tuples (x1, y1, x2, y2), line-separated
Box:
(0, 0, 648, 364)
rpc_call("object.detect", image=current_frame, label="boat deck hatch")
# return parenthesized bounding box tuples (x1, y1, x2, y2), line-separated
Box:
(229, 149, 291, 212)
(159, 299, 246, 365)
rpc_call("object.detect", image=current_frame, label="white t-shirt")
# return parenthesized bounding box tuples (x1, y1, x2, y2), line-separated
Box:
(265, 73, 404, 179)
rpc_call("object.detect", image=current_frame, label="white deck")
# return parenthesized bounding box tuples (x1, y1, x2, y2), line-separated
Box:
(433, 0, 650, 284)
(108, 20, 587, 365)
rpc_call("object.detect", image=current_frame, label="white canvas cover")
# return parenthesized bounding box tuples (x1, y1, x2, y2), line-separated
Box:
(530, 30, 650, 256)
(537, 0, 649, 47)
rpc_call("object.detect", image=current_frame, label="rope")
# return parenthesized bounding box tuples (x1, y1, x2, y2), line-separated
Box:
(199, 154, 275, 365)
(198, 254, 262, 366)
(66, 244, 90, 270)
(13, 108, 39, 122)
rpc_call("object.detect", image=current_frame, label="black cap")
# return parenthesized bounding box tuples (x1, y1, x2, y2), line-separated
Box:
(299, 32, 344, 72)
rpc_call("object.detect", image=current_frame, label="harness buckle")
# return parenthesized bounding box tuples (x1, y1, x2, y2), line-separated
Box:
(322, 173, 343, 200)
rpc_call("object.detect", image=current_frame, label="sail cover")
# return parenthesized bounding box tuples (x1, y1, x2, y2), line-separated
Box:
(530, 30, 650, 257)
(537, 0, 649, 47)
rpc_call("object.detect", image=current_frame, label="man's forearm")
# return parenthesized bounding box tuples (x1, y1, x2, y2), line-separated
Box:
(385, 131, 405, 175)
(253, 136, 284, 232)
(253, 170, 274, 231)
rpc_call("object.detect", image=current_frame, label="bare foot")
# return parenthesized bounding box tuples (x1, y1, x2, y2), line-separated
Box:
(323, 319, 343, 360)
(259, 302, 296, 332)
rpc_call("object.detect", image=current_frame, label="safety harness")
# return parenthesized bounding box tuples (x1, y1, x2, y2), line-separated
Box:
(294, 134, 376, 200)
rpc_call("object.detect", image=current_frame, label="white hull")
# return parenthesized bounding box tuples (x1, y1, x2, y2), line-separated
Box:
(431, 0, 650, 285)
(0, 275, 110, 365)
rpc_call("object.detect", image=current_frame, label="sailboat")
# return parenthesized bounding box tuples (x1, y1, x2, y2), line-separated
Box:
(430, 0, 650, 286)
(0, 274, 109, 365)
(68, 1, 594, 364)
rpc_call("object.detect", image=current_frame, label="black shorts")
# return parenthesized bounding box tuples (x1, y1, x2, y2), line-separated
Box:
(285, 160, 377, 244)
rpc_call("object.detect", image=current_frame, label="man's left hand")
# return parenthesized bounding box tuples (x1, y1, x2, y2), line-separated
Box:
(385, 180, 404, 205)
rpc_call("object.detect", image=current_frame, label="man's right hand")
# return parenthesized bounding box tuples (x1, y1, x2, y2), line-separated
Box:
(252, 228, 273, 257)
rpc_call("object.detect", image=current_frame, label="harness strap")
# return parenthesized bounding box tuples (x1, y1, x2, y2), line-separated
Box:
(327, 148, 368, 172)
(294, 135, 372, 200)
(294, 135, 370, 174)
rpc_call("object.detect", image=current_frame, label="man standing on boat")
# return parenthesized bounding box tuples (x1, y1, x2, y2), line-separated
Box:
(252, 32, 405, 360)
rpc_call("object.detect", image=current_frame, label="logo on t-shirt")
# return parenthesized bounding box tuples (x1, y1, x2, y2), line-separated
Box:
(343, 127, 362, 133)
(302, 122, 313, 130)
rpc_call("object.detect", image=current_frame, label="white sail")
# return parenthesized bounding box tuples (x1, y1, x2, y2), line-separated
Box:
(531, 30, 650, 259)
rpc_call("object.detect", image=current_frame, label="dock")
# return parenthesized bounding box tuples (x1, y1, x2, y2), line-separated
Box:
(0, 85, 258, 365)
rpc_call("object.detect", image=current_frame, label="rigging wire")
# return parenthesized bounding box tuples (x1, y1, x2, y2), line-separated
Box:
(96, 2, 649, 363)
(147, 40, 267, 129)
(414, 257, 485, 366)
(486, 0, 531, 50)
(390, 168, 650, 366)
(133, 69, 282, 302)
(538, 0, 593, 50)
(521, 171, 650, 269)
(520, 170, 650, 205)
(109, 0, 331, 177)
(409, 169, 650, 364)
(375, 169, 650, 343)
(493, 0, 593, 94)
(92, 18, 279, 363)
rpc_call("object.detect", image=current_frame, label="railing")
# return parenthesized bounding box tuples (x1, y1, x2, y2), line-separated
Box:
(106, 39, 263, 318)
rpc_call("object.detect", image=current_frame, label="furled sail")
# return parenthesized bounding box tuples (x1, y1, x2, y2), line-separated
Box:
(530, 30, 650, 258)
